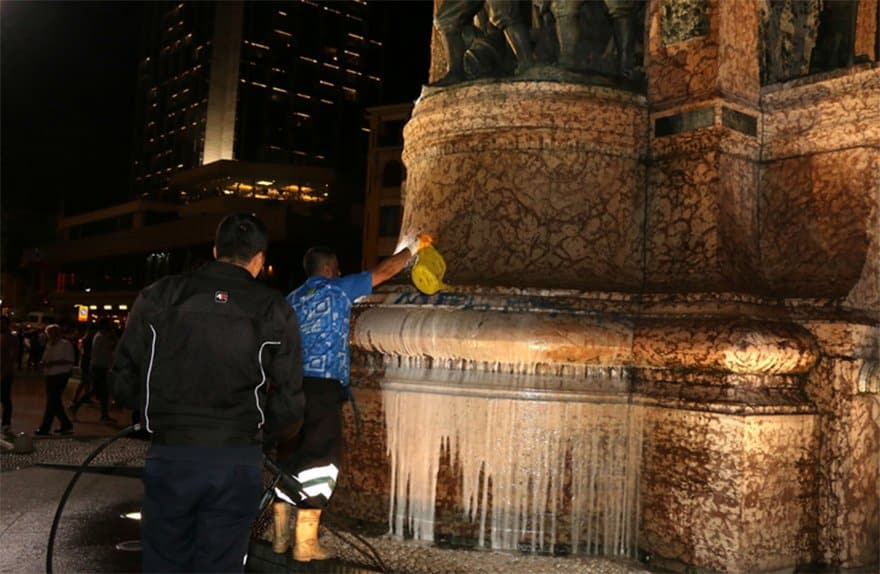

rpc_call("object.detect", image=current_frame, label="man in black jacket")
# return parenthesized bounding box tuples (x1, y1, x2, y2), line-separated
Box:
(111, 213, 303, 573)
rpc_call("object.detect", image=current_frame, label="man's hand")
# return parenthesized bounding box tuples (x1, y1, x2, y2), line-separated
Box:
(373, 232, 435, 287)
(417, 233, 433, 251)
(406, 233, 433, 255)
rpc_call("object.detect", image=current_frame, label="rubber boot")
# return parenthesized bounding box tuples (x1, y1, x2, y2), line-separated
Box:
(293, 508, 333, 562)
(271, 501, 291, 554)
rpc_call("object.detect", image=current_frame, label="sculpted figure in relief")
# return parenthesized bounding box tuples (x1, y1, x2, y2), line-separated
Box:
(536, 0, 639, 77)
(433, 0, 533, 86)
(432, 0, 643, 86)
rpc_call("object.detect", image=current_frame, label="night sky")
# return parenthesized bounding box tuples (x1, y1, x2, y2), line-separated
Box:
(1, 2, 144, 215)
(0, 1, 433, 267)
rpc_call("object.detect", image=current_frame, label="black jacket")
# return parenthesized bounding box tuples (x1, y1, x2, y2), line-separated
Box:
(111, 261, 303, 448)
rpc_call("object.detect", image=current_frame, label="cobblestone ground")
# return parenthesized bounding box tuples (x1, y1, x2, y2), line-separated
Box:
(317, 535, 649, 574)
(1, 436, 148, 472)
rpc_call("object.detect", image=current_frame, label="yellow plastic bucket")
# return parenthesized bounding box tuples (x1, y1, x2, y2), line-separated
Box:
(411, 245, 450, 295)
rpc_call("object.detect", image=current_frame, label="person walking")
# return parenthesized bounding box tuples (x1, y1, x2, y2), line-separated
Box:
(71, 319, 117, 422)
(1, 316, 20, 435)
(27, 329, 45, 371)
(271, 233, 431, 562)
(35, 324, 75, 436)
(110, 213, 304, 573)
(70, 324, 95, 411)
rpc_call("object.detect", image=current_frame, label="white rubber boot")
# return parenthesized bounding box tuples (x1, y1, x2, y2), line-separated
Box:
(293, 508, 333, 562)
(271, 501, 291, 554)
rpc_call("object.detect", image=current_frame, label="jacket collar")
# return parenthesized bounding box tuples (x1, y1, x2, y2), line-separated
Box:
(203, 260, 255, 281)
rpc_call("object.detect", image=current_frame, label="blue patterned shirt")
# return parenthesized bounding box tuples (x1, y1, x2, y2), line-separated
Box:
(286, 272, 372, 385)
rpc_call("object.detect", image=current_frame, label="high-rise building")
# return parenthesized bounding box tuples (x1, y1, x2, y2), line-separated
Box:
(130, 0, 382, 201)
(361, 103, 411, 268)
(20, 1, 387, 323)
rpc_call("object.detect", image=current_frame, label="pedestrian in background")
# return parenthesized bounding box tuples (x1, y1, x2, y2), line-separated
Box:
(111, 213, 304, 573)
(70, 323, 95, 411)
(1, 316, 20, 435)
(16, 324, 24, 370)
(71, 319, 116, 422)
(35, 324, 75, 436)
(27, 329, 45, 371)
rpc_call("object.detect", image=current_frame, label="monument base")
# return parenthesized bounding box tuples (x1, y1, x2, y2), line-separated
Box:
(327, 288, 880, 573)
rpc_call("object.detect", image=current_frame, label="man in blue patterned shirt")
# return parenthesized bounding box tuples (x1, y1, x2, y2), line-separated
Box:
(273, 234, 431, 562)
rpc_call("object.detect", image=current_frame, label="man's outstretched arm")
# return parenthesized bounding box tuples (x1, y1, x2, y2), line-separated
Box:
(370, 233, 432, 286)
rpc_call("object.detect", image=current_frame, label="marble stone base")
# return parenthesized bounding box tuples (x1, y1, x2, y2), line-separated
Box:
(329, 290, 879, 573)
(640, 409, 817, 573)
(401, 81, 648, 292)
(401, 69, 879, 304)
(356, 63, 880, 574)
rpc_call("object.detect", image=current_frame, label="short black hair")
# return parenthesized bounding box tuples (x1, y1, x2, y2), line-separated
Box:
(215, 213, 268, 264)
(303, 246, 336, 276)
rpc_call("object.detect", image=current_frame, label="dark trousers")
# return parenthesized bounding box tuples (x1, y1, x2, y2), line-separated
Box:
(280, 376, 344, 509)
(73, 366, 109, 417)
(1, 374, 13, 427)
(39, 373, 72, 432)
(72, 361, 90, 403)
(142, 449, 262, 573)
